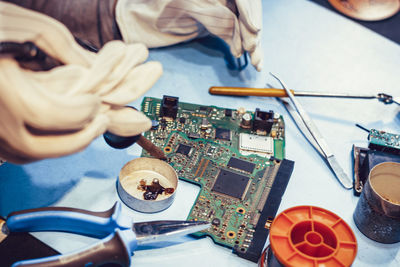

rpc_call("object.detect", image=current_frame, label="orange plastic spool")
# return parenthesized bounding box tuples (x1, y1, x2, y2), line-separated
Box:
(269, 206, 357, 267)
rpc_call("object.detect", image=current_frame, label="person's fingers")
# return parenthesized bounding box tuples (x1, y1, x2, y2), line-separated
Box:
(27, 42, 152, 99)
(14, 114, 109, 159)
(102, 61, 163, 105)
(176, 1, 243, 58)
(25, 65, 87, 95)
(21, 91, 101, 131)
(238, 21, 258, 54)
(0, 59, 101, 131)
(0, 138, 39, 164)
(229, 21, 244, 58)
(235, 0, 262, 68)
(249, 43, 263, 71)
(105, 107, 152, 137)
(235, 0, 262, 33)
(71, 42, 149, 96)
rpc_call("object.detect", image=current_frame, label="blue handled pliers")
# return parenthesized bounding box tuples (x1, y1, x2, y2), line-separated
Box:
(4, 202, 210, 267)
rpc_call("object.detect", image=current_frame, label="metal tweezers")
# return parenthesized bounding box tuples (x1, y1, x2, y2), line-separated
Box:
(270, 73, 353, 189)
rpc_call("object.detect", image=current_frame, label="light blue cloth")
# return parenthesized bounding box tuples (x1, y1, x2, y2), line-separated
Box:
(1, 0, 399, 266)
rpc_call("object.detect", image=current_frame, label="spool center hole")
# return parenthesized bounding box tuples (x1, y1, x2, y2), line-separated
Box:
(290, 221, 337, 258)
(306, 232, 323, 245)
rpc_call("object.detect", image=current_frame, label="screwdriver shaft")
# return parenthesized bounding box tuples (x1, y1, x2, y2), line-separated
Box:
(136, 136, 167, 160)
(209, 86, 376, 99)
(209, 86, 294, 97)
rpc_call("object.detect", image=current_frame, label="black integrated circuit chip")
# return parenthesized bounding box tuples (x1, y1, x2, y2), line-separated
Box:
(176, 144, 192, 156)
(212, 169, 250, 199)
(188, 132, 200, 139)
(199, 106, 210, 114)
(227, 157, 255, 173)
(215, 128, 231, 141)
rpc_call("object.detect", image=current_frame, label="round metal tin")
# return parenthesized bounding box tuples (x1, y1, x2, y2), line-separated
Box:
(353, 162, 400, 243)
(328, 0, 400, 21)
(117, 158, 178, 213)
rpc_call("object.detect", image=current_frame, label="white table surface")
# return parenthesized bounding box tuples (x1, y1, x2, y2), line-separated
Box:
(1, 0, 400, 266)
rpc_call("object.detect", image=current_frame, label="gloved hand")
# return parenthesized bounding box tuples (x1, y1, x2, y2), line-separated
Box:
(116, 0, 263, 71)
(0, 3, 162, 164)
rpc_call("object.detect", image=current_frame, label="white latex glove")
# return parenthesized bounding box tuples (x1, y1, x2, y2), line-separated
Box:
(116, 0, 263, 71)
(0, 3, 163, 163)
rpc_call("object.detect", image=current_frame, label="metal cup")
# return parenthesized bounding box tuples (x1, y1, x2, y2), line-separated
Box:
(353, 162, 400, 243)
(117, 158, 178, 213)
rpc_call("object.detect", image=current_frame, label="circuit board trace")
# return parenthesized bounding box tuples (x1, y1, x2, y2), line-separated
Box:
(140, 96, 294, 262)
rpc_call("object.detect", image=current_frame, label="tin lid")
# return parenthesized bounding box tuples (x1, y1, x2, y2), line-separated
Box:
(270, 206, 357, 267)
(328, 0, 400, 21)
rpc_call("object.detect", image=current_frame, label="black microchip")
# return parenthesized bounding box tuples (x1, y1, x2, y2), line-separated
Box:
(212, 218, 221, 226)
(179, 117, 186, 124)
(199, 106, 209, 112)
(227, 157, 255, 173)
(188, 132, 200, 139)
(215, 128, 231, 141)
(212, 169, 250, 199)
(225, 109, 232, 117)
(176, 144, 192, 156)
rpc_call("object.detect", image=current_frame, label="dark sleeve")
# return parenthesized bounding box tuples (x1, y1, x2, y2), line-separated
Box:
(2, 0, 122, 50)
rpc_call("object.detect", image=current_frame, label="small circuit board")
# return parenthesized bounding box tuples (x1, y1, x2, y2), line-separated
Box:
(353, 128, 400, 195)
(140, 96, 294, 262)
(369, 129, 400, 155)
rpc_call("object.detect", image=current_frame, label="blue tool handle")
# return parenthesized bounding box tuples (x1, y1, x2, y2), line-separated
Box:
(12, 230, 131, 267)
(6, 202, 129, 238)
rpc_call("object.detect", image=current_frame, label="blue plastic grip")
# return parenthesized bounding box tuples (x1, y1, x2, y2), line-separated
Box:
(6, 202, 130, 238)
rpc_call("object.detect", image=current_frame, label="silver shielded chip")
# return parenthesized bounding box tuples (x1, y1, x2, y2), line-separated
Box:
(239, 133, 274, 157)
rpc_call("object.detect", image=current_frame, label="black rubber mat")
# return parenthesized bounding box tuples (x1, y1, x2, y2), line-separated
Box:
(0, 229, 59, 266)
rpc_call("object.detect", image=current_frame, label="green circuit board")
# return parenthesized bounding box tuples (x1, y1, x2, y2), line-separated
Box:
(140, 96, 294, 262)
(369, 129, 400, 155)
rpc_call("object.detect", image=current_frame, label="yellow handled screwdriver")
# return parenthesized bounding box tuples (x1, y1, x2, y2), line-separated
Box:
(209, 86, 400, 105)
